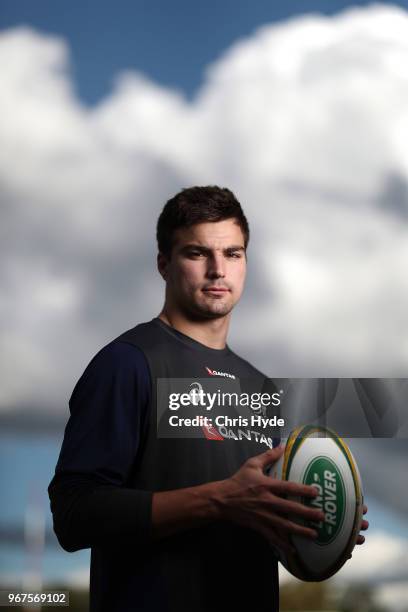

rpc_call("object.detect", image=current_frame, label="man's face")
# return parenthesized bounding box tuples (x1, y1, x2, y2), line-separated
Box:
(159, 219, 247, 319)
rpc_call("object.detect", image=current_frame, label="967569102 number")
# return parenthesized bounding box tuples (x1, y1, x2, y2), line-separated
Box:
(0, 591, 69, 606)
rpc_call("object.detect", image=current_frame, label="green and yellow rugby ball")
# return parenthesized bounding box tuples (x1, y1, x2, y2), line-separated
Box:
(269, 425, 364, 581)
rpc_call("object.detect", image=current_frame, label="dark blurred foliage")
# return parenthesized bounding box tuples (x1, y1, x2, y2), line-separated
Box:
(280, 580, 391, 612)
(339, 583, 388, 612)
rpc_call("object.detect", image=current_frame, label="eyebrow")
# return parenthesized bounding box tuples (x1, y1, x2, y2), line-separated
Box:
(180, 244, 246, 254)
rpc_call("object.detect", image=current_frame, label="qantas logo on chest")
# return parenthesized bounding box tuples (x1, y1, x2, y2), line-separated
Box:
(205, 366, 236, 379)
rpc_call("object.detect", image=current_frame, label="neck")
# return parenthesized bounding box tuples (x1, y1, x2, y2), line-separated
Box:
(158, 307, 230, 350)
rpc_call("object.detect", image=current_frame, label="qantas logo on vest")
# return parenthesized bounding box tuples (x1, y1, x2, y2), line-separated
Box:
(205, 366, 236, 379)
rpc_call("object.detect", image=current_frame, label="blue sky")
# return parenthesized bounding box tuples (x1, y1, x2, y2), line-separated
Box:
(1, 0, 407, 104)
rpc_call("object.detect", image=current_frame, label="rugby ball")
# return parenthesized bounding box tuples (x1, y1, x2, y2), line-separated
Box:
(269, 425, 363, 581)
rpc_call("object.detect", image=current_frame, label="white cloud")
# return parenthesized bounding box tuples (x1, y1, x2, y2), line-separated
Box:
(350, 533, 408, 611)
(1, 4, 408, 416)
(337, 531, 408, 583)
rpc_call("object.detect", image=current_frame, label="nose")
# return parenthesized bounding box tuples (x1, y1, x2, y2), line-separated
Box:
(207, 252, 226, 279)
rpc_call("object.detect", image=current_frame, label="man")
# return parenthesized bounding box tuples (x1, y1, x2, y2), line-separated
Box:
(48, 186, 368, 611)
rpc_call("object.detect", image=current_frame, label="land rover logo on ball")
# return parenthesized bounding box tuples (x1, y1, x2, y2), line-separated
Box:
(303, 456, 346, 545)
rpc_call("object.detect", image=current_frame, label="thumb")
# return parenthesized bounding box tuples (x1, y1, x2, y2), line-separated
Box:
(254, 444, 285, 470)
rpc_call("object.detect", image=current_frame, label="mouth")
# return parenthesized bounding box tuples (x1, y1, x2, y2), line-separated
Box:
(203, 286, 229, 291)
(202, 287, 230, 293)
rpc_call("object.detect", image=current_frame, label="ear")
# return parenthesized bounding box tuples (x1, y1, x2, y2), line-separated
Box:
(157, 252, 169, 280)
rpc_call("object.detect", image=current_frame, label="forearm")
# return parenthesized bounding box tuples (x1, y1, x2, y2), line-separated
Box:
(50, 474, 229, 551)
(152, 480, 225, 539)
(49, 476, 152, 552)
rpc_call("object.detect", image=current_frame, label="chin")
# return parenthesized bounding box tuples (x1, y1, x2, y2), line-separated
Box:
(200, 303, 234, 318)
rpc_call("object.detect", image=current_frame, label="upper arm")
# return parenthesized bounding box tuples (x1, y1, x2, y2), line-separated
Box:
(54, 341, 151, 486)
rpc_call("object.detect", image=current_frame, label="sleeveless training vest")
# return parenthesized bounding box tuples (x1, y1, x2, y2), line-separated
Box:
(91, 318, 280, 612)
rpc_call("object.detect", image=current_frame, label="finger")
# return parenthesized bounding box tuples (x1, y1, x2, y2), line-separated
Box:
(253, 445, 285, 470)
(269, 513, 319, 540)
(269, 478, 320, 499)
(363, 504, 368, 514)
(269, 494, 325, 524)
(350, 531, 367, 555)
(360, 519, 369, 531)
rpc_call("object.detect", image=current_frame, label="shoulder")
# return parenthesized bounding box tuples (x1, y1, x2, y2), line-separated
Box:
(86, 339, 149, 374)
(71, 339, 151, 402)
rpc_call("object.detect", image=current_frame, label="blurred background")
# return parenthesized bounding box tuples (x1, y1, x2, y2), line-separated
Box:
(0, 1, 407, 610)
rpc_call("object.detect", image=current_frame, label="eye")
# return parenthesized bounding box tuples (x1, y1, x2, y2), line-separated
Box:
(228, 251, 243, 258)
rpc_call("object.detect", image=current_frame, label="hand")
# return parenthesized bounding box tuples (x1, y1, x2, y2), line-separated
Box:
(348, 503, 369, 559)
(214, 445, 325, 556)
(356, 504, 369, 545)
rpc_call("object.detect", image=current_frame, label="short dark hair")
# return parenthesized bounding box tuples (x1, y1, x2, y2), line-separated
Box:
(156, 186, 249, 257)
